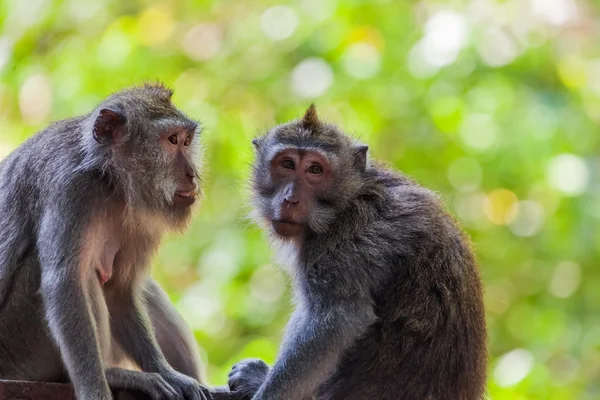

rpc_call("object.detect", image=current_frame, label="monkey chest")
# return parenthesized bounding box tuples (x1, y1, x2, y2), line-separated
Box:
(83, 223, 155, 288)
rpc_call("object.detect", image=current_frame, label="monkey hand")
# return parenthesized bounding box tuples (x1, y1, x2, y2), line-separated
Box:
(161, 368, 212, 400)
(105, 368, 182, 400)
(228, 358, 270, 399)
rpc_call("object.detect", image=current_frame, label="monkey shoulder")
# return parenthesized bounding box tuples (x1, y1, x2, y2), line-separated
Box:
(373, 174, 481, 313)
(355, 169, 475, 278)
(375, 174, 467, 245)
(301, 221, 397, 299)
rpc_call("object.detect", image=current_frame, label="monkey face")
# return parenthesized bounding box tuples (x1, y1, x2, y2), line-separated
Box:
(91, 84, 202, 226)
(128, 120, 202, 225)
(250, 105, 369, 239)
(252, 142, 348, 239)
(159, 128, 200, 209)
(267, 148, 334, 238)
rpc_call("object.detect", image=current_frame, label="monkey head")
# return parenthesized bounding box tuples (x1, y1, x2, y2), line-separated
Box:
(87, 83, 202, 226)
(251, 104, 368, 239)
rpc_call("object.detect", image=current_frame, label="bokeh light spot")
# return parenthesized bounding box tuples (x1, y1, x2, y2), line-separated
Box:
(6, 0, 50, 28)
(0, 37, 13, 72)
(97, 24, 133, 70)
(66, 0, 102, 24)
(408, 40, 439, 79)
(199, 247, 241, 284)
(557, 55, 587, 89)
(546, 153, 589, 196)
(178, 283, 224, 335)
(484, 189, 518, 225)
(290, 57, 334, 98)
(260, 6, 298, 41)
(422, 10, 468, 68)
(447, 157, 483, 192)
(182, 24, 222, 61)
(301, 0, 337, 22)
(476, 28, 518, 67)
(136, 8, 175, 46)
(341, 42, 381, 80)
(531, 0, 578, 26)
(459, 113, 497, 151)
(250, 264, 286, 303)
(485, 281, 513, 315)
(19, 74, 52, 125)
(548, 261, 581, 299)
(454, 192, 488, 229)
(493, 348, 535, 387)
(508, 200, 545, 237)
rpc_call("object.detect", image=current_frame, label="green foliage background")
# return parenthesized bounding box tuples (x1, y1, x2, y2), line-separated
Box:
(0, 0, 598, 398)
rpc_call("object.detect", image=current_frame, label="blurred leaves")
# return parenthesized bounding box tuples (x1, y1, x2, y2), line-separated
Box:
(0, 0, 599, 398)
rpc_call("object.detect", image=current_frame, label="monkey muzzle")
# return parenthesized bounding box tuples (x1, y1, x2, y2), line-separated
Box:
(271, 219, 306, 237)
(174, 187, 198, 207)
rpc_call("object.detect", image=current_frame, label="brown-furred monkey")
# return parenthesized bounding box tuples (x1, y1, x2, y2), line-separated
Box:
(0, 84, 209, 400)
(226, 105, 487, 400)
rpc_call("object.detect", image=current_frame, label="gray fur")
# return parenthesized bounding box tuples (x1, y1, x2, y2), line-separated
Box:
(144, 279, 204, 382)
(228, 108, 487, 400)
(0, 83, 209, 400)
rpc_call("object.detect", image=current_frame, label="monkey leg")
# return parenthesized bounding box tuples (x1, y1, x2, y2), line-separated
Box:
(143, 278, 204, 382)
(0, 262, 67, 382)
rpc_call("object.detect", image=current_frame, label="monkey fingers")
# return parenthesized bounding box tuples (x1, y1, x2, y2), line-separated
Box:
(228, 358, 270, 399)
(160, 367, 212, 400)
(105, 368, 179, 400)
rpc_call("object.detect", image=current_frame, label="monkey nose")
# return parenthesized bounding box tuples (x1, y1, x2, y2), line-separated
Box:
(284, 198, 299, 206)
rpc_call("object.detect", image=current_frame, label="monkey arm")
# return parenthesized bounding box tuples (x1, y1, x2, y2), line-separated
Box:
(0, 201, 30, 308)
(109, 285, 176, 373)
(253, 300, 376, 400)
(37, 208, 112, 399)
(109, 285, 210, 400)
(0, 227, 21, 308)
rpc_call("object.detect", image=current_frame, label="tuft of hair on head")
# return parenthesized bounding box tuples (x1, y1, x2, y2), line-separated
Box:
(142, 81, 173, 102)
(301, 103, 320, 128)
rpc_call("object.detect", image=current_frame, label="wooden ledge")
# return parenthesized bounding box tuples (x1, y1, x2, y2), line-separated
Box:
(0, 380, 149, 400)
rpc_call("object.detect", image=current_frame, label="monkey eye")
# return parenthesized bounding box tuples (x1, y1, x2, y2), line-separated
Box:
(281, 159, 295, 170)
(184, 136, 192, 146)
(307, 164, 323, 175)
(168, 135, 178, 145)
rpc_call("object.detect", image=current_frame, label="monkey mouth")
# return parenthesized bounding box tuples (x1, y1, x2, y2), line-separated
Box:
(174, 190, 197, 207)
(271, 219, 305, 237)
(175, 190, 196, 199)
(273, 219, 302, 225)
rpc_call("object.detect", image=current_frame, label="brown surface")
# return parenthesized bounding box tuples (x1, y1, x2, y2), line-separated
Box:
(0, 380, 148, 400)
(0, 380, 74, 400)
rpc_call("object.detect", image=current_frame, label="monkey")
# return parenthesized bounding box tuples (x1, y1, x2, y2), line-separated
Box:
(226, 105, 488, 400)
(0, 83, 211, 400)
(143, 278, 205, 382)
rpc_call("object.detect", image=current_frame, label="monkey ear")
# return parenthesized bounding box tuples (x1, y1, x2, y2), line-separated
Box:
(353, 145, 369, 172)
(93, 108, 126, 144)
(302, 103, 319, 127)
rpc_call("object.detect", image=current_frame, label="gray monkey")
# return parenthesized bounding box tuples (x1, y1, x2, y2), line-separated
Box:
(227, 105, 487, 400)
(0, 83, 210, 400)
